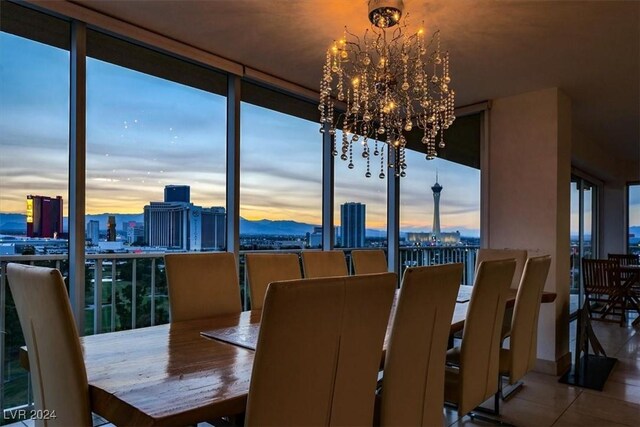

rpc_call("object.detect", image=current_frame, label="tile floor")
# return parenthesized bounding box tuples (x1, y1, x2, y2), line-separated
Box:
(5, 320, 639, 427)
(448, 318, 640, 427)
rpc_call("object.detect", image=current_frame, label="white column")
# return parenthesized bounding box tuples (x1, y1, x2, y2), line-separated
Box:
(485, 88, 572, 374)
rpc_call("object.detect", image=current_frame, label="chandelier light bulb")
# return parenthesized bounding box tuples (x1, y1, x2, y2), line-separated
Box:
(319, 0, 456, 178)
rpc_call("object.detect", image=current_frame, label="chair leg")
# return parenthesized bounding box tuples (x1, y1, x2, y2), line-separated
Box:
(469, 411, 515, 427)
(501, 381, 524, 401)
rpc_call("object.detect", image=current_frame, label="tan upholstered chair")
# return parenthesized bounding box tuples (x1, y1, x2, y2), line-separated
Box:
(444, 259, 516, 419)
(300, 250, 348, 278)
(245, 253, 302, 310)
(475, 249, 528, 340)
(498, 255, 551, 404)
(7, 264, 92, 427)
(475, 249, 527, 290)
(351, 249, 388, 274)
(379, 263, 463, 427)
(245, 273, 396, 426)
(164, 252, 241, 322)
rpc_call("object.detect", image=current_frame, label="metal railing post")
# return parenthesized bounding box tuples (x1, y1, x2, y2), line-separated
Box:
(150, 259, 156, 326)
(94, 259, 103, 335)
(132, 259, 137, 330)
(111, 261, 116, 332)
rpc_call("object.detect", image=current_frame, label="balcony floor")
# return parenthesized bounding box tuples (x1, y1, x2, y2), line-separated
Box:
(5, 318, 639, 427)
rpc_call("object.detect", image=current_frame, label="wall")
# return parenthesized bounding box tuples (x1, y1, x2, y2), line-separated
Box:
(485, 87, 572, 374)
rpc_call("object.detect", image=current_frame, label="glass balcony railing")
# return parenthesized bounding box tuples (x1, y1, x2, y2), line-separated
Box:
(0, 245, 478, 420)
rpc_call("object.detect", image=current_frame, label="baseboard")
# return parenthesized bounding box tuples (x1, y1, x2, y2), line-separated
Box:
(534, 351, 572, 375)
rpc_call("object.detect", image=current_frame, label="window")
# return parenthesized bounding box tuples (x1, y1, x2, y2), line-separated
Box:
(85, 31, 227, 332)
(629, 183, 640, 255)
(399, 148, 480, 283)
(0, 32, 69, 250)
(0, 4, 70, 412)
(334, 131, 387, 249)
(240, 102, 322, 250)
(570, 175, 598, 315)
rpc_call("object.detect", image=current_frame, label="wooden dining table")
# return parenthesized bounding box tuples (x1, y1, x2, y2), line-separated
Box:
(20, 285, 556, 426)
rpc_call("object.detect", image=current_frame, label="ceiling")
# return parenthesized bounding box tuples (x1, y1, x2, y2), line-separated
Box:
(72, 0, 639, 165)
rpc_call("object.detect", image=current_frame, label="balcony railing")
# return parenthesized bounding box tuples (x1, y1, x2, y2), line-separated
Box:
(0, 245, 478, 421)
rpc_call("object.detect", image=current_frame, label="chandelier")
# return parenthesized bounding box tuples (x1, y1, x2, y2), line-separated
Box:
(319, 0, 456, 178)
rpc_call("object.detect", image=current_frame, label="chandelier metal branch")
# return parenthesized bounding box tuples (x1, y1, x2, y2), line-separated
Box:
(319, 0, 456, 178)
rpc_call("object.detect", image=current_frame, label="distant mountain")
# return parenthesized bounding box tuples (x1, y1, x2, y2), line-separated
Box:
(239, 218, 317, 236)
(0, 213, 26, 232)
(0, 213, 144, 233)
(0, 212, 318, 236)
(630, 226, 640, 243)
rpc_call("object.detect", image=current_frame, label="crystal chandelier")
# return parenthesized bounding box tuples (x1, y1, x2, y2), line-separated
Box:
(319, 0, 456, 178)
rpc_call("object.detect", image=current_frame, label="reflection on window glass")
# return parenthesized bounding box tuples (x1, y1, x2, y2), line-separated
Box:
(630, 184, 640, 255)
(86, 57, 226, 252)
(240, 103, 322, 250)
(334, 131, 387, 249)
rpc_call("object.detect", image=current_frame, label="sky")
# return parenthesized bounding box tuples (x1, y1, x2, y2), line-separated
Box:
(7, 29, 603, 239)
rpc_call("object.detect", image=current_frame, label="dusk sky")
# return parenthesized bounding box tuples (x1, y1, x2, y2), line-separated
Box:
(3, 31, 636, 237)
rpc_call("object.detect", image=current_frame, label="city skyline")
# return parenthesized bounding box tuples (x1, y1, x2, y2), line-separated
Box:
(2, 32, 638, 239)
(0, 31, 484, 236)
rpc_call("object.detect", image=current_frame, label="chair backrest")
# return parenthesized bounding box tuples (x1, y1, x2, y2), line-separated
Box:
(331, 273, 397, 425)
(245, 253, 302, 310)
(245, 273, 396, 426)
(301, 250, 348, 278)
(608, 253, 639, 266)
(7, 264, 92, 427)
(475, 249, 527, 289)
(380, 263, 463, 427)
(164, 252, 241, 322)
(351, 249, 388, 274)
(582, 258, 620, 295)
(458, 258, 515, 416)
(507, 255, 551, 383)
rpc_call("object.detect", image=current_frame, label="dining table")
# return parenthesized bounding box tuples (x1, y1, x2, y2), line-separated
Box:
(20, 285, 556, 426)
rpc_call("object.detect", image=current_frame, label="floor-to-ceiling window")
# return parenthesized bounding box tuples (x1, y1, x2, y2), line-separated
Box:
(570, 174, 599, 315)
(239, 103, 321, 250)
(85, 30, 228, 333)
(399, 149, 480, 283)
(0, 3, 70, 413)
(629, 182, 640, 255)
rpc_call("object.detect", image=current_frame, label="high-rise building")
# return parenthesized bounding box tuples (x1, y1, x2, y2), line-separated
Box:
(26, 195, 63, 238)
(123, 221, 144, 245)
(145, 185, 225, 251)
(144, 202, 191, 249)
(164, 185, 190, 203)
(107, 216, 117, 241)
(201, 207, 226, 250)
(431, 174, 443, 242)
(86, 220, 100, 245)
(308, 226, 323, 248)
(340, 202, 366, 248)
